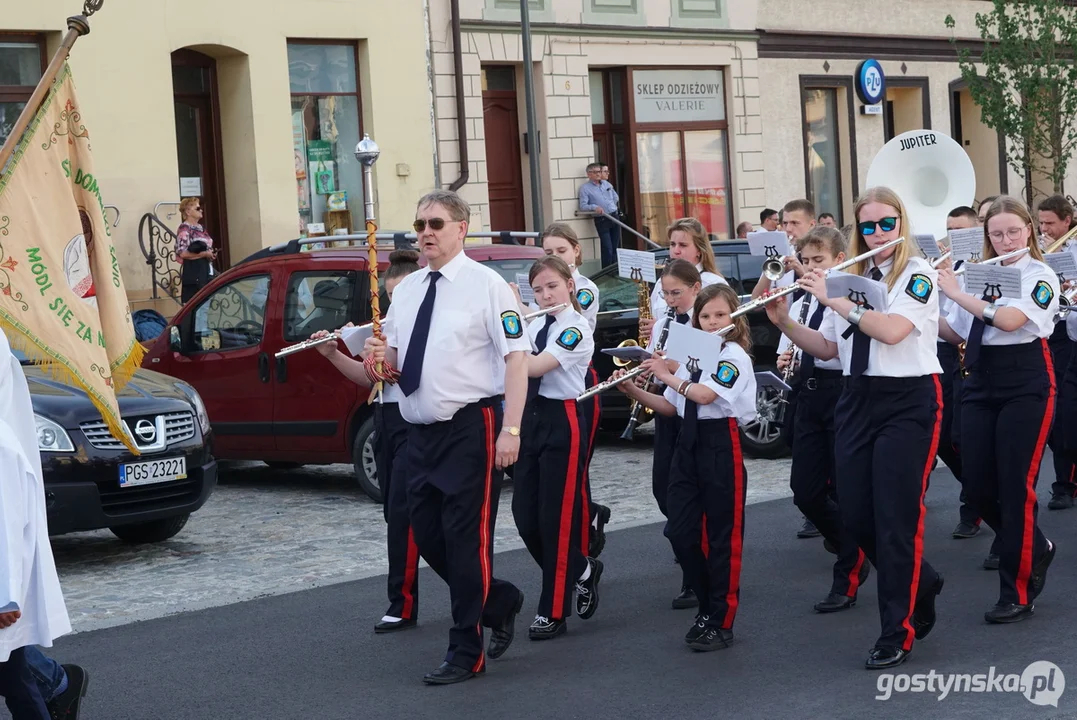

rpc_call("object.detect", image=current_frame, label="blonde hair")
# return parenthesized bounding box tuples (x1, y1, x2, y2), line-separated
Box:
(693, 284, 752, 353)
(849, 186, 914, 291)
(541, 222, 583, 267)
(982, 195, 1045, 262)
(528, 255, 583, 312)
(666, 217, 720, 277)
(179, 197, 200, 222)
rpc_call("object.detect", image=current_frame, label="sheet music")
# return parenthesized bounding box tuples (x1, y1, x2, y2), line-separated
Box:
(825, 271, 890, 313)
(664, 322, 723, 375)
(747, 231, 792, 259)
(1044, 251, 1077, 284)
(962, 263, 1022, 300)
(617, 248, 657, 283)
(948, 227, 984, 263)
(601, 346, 652, 362)
(341, 323, 374, 356)
(755, 371, 792, 393)
(915, 233, 942, 259)
(515, 273, 535, 304)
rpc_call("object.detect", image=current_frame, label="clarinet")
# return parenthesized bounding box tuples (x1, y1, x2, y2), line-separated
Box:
(621, 306, 676, 440)
(774, 294, 812, 427)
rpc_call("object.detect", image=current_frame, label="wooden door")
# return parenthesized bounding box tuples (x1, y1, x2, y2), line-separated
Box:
(482, 78, 526, 231)
(172, 49, 230, 269)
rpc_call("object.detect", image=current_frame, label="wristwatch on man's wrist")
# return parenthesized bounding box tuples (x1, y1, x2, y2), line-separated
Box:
(501, 426, 521, 437)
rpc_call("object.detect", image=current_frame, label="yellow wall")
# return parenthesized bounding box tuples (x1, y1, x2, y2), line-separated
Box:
(3, 0, 436, 305)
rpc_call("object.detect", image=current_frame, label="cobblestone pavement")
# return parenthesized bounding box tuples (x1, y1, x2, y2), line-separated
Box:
(50, 431, 794, 633)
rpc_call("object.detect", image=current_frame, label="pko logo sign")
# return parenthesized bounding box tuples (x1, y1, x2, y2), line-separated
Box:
(875, 661, 1065, 707)
(855, 59, 886, 106)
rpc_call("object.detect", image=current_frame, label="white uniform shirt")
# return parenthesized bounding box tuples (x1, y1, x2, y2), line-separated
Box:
(937, 294, 955, 345)
(819, 255, 943, 377)
(572, 269, 600, 333)
(650, 265, 726, 318)
(776, 294, 843, 372)
(380, 379, 403, 404)
(947, 255, 1059, 345)
(647, 308, 692, 353)
(662, 341, 758, 426)
(529, 307, 594, 400)
(384, 251, 531, 424)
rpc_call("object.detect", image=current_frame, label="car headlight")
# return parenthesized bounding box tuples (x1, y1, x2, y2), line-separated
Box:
(35, 414, 74, 452)
(176, 383, 211, 435)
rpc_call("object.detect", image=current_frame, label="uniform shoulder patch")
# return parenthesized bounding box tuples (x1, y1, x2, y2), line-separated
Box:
(576, 288, 595, 310)
(556, 326, 583, 351)
(711, 360, 740, 389)
(905, 273, 933, 304)
(501, 310, 523, 339)
(1032, 280, 1054, 310)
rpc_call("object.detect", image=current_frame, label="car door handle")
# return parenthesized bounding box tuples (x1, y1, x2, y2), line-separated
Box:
(258, 352, 270, 383)
(276, 356, 288, 383)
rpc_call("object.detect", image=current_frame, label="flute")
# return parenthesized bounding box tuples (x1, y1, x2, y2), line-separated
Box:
(275, 323, 373, 358)
(953, 247, 1029, 275)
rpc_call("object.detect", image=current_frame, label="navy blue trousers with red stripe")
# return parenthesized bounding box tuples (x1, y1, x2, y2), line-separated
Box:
(961, 341, 1053, 606)
(405, 398, 521, 673)
(375, 402, 420, 620)
(512, 397, 588, 620)
(788, 371, 867, 598)
(937, 342, 981, 527)
(579, 365, 603, 549)
(1048, 329, 1076, 497)
(665, 417, 747, 630)
(834, 375, 942, 651)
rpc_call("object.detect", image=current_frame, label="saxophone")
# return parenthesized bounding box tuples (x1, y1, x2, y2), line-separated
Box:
(617, 268, 656, 440)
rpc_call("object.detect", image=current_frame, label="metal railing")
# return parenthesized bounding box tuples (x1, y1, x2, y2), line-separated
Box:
(576, 211, 662, 250)
(137, 212, 182, 304)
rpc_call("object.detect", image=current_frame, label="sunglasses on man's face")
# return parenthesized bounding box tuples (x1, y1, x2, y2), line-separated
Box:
(857, 217, 898, 236)
(413, 218, 455, 232)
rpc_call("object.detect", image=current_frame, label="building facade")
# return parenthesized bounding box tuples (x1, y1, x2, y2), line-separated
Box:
(0, 0, 437, 311)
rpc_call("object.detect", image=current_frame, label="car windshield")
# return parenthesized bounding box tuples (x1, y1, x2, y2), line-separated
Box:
(479, 258, 539, 284)
(593, 269, 647, 313)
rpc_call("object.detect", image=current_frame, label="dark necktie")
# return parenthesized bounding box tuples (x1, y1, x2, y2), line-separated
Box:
(963, 294, 991, 370)
(798, 300, 828, 380)
(680, 368, 704, 446)
(398, 271, 441, 397)
(850, 266, 883, 377)
(526, 314, 557, 402)
(676, 313, 690, 325)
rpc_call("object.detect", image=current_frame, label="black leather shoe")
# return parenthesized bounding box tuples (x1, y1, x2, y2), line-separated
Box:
(575, 558, 603, 619)
(814, 593, 856, 613)
(982, 553, 1000, 571)
(684, 614, 710, 643)
(422, 662, 477, 685)
(822, 537, 838, 555)
(487, 590, 524, 660)
(1031, 540, 1056, 599)
(672, 586, 698, 610)
(687, 626, 734, 652)
(375, 617, 417, 634)
(984, 602, 1034, 624)
(797, 518, 822, 539)
(48, 664, 89, 720)
(912, 574, 944, 640)
(1048, 493, 1074, 510)
(589, 504, 611, 558)
(952, 521, 980, 539)
(865, 646, 909, 670)
(528, 616, 567, 640)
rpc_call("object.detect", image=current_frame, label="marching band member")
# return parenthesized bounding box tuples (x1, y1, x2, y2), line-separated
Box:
(615, 284, 756, 650)
(1036, 195, 1077, 510)
(769, 187, 944, 670)
(771, 227, 870, 613)
(750, 198, 816, 301)
(513, 255, 602, 640)
(978, 196, 998, 225)
(646, 259, 703, 609)
(367, 190, 528, 685)
(313, 250, 423, 634)
(940, 206, 986, 542)
(938, 195, 1058, 624)
(641, 218, 726, 340)
(538, 224, 611, 558)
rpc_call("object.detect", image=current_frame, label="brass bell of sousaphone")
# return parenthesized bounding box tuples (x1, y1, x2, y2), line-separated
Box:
(865, 129, 976, 243)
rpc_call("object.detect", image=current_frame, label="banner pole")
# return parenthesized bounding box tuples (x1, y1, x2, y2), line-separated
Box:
(0, 2, 103, 173)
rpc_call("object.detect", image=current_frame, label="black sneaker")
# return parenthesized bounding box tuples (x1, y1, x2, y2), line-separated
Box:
(48, 664, 89, 720)
(952, 521, 980, 539)
(1030, 540, 1056, 599)
(590, 504, 612, 558)
(487, 590, 524, 660)
(685, 614, 710, 643)
(797, 518, 822, 539)
(687, 626, 734, 652)
(575, 558, 603, 620)
(528, 615, 567, 640)
(1048, 493, 1074, 510)
(671, 585, 698, 610)
(982, 553, 1000, 571)
(912, 574, 944, 640)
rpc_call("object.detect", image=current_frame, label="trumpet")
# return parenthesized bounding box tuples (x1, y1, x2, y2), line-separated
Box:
(1045, 225, 1077, 255)
(953, 247, 1029, 275)
(578, 237, 906, 399)
(762, 255, 793, 282)
(1055, 285, 1077, 323)
(275, 323, 373, 358)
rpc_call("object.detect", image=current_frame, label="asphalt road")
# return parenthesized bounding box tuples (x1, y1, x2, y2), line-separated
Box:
(45, 466, 1077, 720)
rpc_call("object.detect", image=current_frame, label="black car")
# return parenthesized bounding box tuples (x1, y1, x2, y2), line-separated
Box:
(20, 349, 219, 543)
(588, 240, 789, 458)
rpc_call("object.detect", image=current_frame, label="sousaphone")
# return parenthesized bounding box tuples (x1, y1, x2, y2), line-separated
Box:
(866, 129, 976, 241)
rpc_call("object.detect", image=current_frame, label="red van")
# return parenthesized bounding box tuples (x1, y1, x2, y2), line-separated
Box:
(142, 239, 544, 500)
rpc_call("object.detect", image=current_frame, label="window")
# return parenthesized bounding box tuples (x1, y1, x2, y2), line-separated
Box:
(288, 42, 363, 238)
(283, 271, 356, 341)
(803, 88, 843, 223)
(192, 275, 270, 351)
(0, 35, 45, 148)
(477, 257, 539, 285)
(590, 68, 632, 225)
